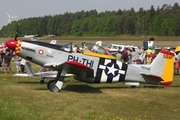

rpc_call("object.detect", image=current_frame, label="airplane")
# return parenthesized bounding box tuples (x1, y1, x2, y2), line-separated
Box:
(24, 35, 35, 38)
(13, 61, 73, 83)
(22, 35, 43, 41)
(5, 26, 175, 92)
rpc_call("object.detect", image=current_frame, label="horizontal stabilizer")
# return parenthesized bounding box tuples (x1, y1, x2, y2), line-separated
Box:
(140, 72, 162, 80)
(13, 74, 32, 77)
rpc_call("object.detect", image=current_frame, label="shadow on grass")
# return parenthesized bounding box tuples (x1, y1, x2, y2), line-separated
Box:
(63, 84, 166, 93)
(63, 84, 102, 93)
(17, 81, 42, 84)
(143, 86, 164, 89)
(34, 84, 103, 93)
(17, 81, 169, 92)
(95, 85, 165, 89)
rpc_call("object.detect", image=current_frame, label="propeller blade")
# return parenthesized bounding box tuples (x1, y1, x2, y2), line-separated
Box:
(9, 23, 20, 61)
(15, 23, 19, 41)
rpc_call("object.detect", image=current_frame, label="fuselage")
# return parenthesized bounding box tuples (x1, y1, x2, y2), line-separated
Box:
(5, 39, 173, 86)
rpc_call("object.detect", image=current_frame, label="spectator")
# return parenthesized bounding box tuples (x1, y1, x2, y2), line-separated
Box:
(126, 47, 132, 64)
(0, 50, 5, 66)
(169, 47, 177, 74)
(136, 45, 143, 64)
(176, 52, 180, 74)
(73, 45, 78, 53)
(16, 58, 21, 73)
(116, 50, 122, 62)
(122, 47, 128, 63)
(2, 51, 11, 74)
(11, 51, 16, 62)
(131, 48, 136, 64)
(146, 54, 152, 65)
(20, 58, 26, 73)
(76, 46, 82, 53)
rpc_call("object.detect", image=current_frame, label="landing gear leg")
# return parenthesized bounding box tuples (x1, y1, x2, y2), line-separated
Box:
(48, 68, 67, 92)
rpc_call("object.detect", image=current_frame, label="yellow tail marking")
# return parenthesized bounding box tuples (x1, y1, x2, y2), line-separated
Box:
(162, 56, 174, 82)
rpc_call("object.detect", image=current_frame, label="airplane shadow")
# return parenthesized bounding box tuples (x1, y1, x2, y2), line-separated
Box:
(63, 84, 102, 93)
(94, 85, 165, 89)
(63, 84, 166, 93)
(17, 81, 180, 93)
(17, 81, 43, 84)
(143, 86, 164, 89)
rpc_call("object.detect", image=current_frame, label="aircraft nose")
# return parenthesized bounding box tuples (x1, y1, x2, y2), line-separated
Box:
(5, 39, 17, 49)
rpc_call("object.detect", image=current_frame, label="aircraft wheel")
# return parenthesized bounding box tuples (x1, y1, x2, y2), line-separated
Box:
(49, 81, 60, 92)
(47, 80, 55, 89)
(131, 86, 136, 88)
(39, 79, 44, 83)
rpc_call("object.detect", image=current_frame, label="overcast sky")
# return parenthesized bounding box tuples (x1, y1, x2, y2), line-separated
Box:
(0, 0, 179, 29)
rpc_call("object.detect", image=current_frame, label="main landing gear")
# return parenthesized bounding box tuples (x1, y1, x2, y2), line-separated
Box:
(47, 69, 67, 92)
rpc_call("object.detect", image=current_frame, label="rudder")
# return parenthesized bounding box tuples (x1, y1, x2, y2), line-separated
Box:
(150, 50, 174, 85)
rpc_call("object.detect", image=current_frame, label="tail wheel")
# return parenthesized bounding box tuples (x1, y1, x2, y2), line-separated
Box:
(40, 79, 45, 83)
(49, 81, 60, 92)
(131, 86, 137, 88)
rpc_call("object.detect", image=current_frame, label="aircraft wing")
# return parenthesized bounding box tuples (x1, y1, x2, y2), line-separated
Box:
(43, 61, 94, 77)
(66, 61, 94, 78)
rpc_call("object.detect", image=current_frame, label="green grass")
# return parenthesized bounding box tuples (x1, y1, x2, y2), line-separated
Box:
(0, 62, 180, 120)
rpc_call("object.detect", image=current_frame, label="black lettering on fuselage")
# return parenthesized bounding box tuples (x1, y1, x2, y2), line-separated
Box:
(67, 55, 94, 68)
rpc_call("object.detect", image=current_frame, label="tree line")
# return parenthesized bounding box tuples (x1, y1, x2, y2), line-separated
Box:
(0, 2, 180, 37)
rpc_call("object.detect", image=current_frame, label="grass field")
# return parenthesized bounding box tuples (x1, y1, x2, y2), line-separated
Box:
(0, 37, 180, 120)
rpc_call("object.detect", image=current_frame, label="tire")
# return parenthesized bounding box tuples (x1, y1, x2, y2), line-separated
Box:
(131, 86, 136, 88)
(47, 80, 55, 89)
(39, 79, 44, 83)
(49, 81, 60, 92)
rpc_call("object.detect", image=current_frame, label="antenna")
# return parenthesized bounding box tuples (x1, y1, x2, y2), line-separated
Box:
(6, 12, 17, 24)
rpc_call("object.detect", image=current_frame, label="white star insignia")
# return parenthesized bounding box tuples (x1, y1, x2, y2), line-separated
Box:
(107, 64, 118, 76)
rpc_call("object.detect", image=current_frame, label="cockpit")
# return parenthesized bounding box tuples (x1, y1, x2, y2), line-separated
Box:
(60, 42, 115, 59)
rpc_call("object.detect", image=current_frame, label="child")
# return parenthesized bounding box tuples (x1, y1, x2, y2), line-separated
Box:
(16, 58, 21, 73)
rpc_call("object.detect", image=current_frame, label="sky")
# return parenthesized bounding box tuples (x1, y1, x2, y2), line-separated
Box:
(0, 0, 179, 29)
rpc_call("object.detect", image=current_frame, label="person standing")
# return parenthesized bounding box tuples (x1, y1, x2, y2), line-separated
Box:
(116, 50, 122, 62)
(131, 48, 136, 64)
(16, 58, 21, 73)
(136, 45, 143, 64)
(20, 58, 26, 73)
(122, 47, 127, 63)
(0, 50, 5, 66)
(176, 52, 180, 74)
(2, 51, 11, 74)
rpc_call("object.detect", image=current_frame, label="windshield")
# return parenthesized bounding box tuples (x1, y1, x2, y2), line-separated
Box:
(62, 43, 72, 52)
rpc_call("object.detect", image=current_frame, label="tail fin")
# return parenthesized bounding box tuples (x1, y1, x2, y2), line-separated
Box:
(150, 50, 175, 85)
(25, 61, 34, 76)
